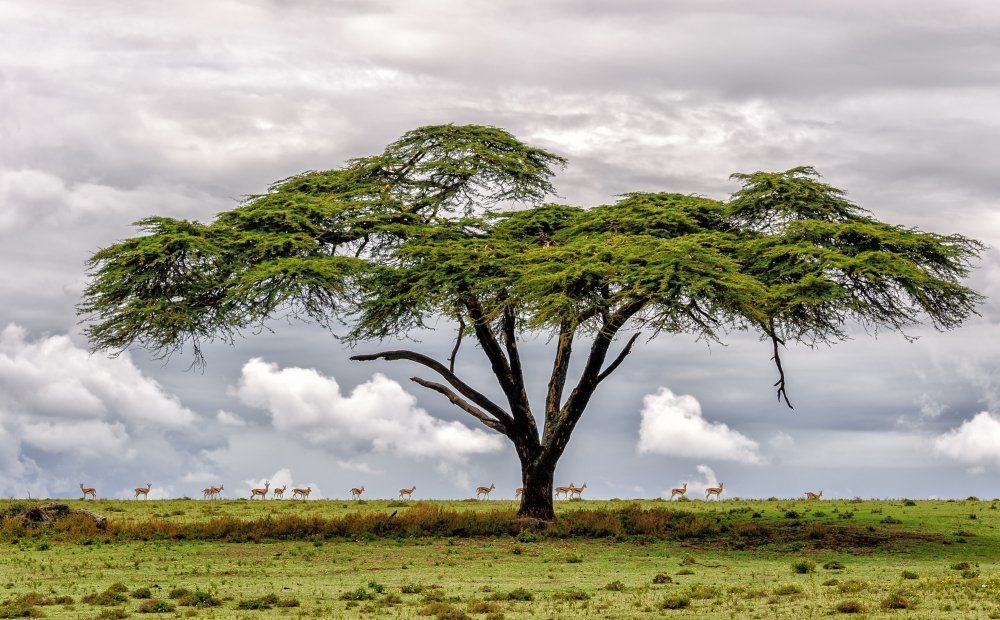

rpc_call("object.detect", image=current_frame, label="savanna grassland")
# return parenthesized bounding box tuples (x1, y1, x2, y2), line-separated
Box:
(2, 497, 1000, 619)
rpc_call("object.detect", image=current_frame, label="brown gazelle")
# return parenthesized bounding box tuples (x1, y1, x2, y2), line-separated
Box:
(202, 485, 214, 499)
(554, 483, 575, 499)
(705, 482, 724, 500)
(250, 481, 269, 499)
(670, 482, 687, 500)
(476, 483, 495, 500)
(568, 482, 587, 499)
(351, 486, 365, 500)
(805, 490, 823, 500)
(80, 483, 97, 499)
(134, 483, 151, 500)
(398, 486, 416, 500)
(292, 486, 311, 500)
(515, 487, 524, 498)
(272, 485, 287, 499)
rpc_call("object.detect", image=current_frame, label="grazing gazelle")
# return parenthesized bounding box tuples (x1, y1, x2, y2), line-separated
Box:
(554, 483, 575, 499)
(134, 483, 152, 500)
(250, 481, 269, 499)
(80, 483, 97, 499)
(272, 485, 287, 499)
(568, 482, 587, 499)
(292, 486, 311, 500)
(805, 490, 823, 500)
(670, 482, 688, 500)
(351, 486, 365, 500)
(705, 482, 724, 500)
(475, 483, 495, 500)
(398, 486, 416, 500)
(514, 487, 524, 498)
(210, 484, 224, 499)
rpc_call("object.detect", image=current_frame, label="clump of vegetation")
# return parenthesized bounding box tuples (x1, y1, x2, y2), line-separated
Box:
(401, 583, 425, 595)
(880, 516, 902, 524)
(838, 581, 868, 594)
(564, 554, 583, 563)
(950, 561, 972, 570)
(553, 589, 589, 601)
(137, 599, 175, 613)
(791, 559, 816, 574)
(605, 580, 626, 591)
(418, 601, 469, 619)
(175, 590, 220, 608)
(835, 599, 866, 613)
(661, 594, 690, 609)
(95, 609, 128, 619)
(652, 573, 672, 585)
(774, 584, 803, 596)
(823, 560, 846, 570)
(486, 588, 532, 602)
(82, 583, 129, 606)
(129, 587, 151, 599)
(338, 588, 374, 602)
(903, 499, 917, 506)
(515, 531, 536, 543)
(676, 569, 695, 576)
(881, 591, 912, 610)
(901, 570, 918, 580)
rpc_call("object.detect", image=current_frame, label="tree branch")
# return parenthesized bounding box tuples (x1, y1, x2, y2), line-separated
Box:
(594, 332, 642, 386)
(350, 349, 514, 427)
(501, 305, 538, 437)
(410, 376, 509, 435)
(448, 313, 465, 374)
(768, 320, 794, 410)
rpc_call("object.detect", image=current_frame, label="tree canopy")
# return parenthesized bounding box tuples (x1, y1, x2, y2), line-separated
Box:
(79, 124, 984, 518)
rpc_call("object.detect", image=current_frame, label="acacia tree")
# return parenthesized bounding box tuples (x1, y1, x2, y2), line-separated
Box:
(79, 124, 983, 519)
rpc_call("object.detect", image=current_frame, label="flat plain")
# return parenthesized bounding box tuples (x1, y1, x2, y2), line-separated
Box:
(2, 497, 999, 618)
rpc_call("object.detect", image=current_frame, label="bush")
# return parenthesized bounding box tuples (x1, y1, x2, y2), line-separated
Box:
(81, 584, 129, 606)
(791, 559, 816, 574)
(176, 590, 220, 608)
(774, 584, 802, 596)
(515, 531, 536, 543)
(137, 599, 175, 613)
(553, 589, 589, 601)
(661, 594, 690, 609)
(166, 588, 191, 600)
(237, 594, 280, 610)
(401, 583, 425, 594)
(605, 580, 626, 591)
(838, 581, 868, 594)
(835, 600, 866, 613)
(486, 588, 532, 602)
(418, 602, 470, 619)
(881, 592, 912, 610)
(652, 573, 672, 585)
(823, 560, 846, 570)
(130, 587, 151, 599)
(676, 568, 694, 576)
(901, 570, 918, 579)
(950, 561, 972, 570)
(95, 609, 128, 619)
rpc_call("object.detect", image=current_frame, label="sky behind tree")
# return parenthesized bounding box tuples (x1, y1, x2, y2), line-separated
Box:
(1, 1, 999, 501)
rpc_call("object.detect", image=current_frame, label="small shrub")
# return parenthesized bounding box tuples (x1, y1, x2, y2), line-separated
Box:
(467, 601, 500, 614)
(166, 588, 191, 600)
(903, 499, 917, 506)
(835, 599, 866, 613)
(130, 588, 151, 600)
(661, 594, 690, 609)
(35, 542, 49, 551)
(838, 581, 868, 594)
(96, 609, 129, 619)
(81, 584, 129, 606)
(688, 584, 720, 599)
(822, 579, 839, 586)
(676, 568, 694, 576)
(961, 569, 980, 579)
(137, 599, 175, 613)
(338, 588, 374, 602)
(486, 588, 532, 602)
(882, 592, 912, 610)
(605, 579, 626, 591)
(564, 554, 583, 564)
(774, 584, 802, 596)
(515, 531, 536, 543)
(652, 573, 672, 585)
(277, 598, 300, 608)
(784, 510, 800, 519)
(553, 589, 589, 601)
(237, 594, 279, 610)
(880, 516, 902, 524)
(901, 570, 918, 579)
(176, 590, 220, 608)
(823, 560, 846, 570)
(367, 580, 385, 594)
(401, 583, 425, 594)
(950, 561, 972, 570)
(791, 559, 816, 574)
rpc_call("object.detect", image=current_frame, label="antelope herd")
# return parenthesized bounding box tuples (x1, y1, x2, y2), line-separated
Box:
(73, 480, 825, 502)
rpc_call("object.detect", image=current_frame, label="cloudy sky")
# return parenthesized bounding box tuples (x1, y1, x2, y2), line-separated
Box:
(2, 1, 1000, 501)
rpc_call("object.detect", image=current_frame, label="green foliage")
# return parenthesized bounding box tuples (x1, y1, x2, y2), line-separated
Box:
(791, 558, 816, 573)
(136, 599, 175, 613)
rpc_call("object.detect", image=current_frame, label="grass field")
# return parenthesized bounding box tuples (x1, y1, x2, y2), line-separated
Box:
(2, 497, 1000, 618)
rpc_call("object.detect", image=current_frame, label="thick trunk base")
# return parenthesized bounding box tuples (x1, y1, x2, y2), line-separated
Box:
(517, 461, 555, 520)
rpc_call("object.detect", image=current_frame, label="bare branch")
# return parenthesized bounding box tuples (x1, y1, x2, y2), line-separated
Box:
(545, 320, 575, 415)
(594, 332, 642, 386)
(448, 313, 465, 374)
(769, 322, 795, 410)
(351, 349, 514, 426)
(410, 376, 509, 435)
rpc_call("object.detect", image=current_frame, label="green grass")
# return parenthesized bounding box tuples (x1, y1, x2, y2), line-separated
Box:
(2, 497, 1000, 618)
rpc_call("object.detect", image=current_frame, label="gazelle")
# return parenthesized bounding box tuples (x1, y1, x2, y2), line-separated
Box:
(514, 487, 524, 498)
(670, 482, 687, 500)
(569, 482, 587, 499)
(202, 483, 223, 500)
(476, 483, 495, 500)
(250, 481, 269, 499)
(399, 486, 416, 500)
(351, 486, 365, 500)
(212, 484, 224, 499)
(134, 483, 151, 500)
(80, 483, 97, 499)
(292, 486, 311, 500)
(554, 483, 575, 499)
(805, 490, 823, 500)
(705, 482, 724, 500)
(272, 485, 287, 499)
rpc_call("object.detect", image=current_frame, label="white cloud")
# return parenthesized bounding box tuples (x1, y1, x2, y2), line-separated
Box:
(233, 358, 505, 464)
(216, 409, 246, 427)
(637, 387, 761, 463)
(769, 431, 794, 450)
(933, 411, 1000, 470)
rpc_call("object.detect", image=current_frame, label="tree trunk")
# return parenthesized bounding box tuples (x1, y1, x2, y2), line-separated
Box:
(517, 458, 555, 520)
